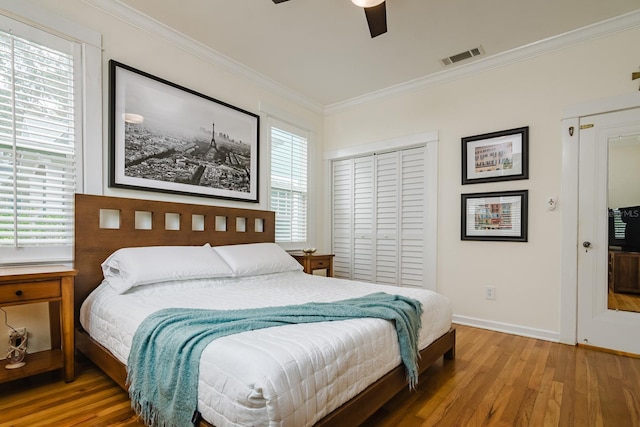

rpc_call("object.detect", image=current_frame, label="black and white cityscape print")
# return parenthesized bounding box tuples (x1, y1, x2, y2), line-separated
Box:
(113, 64, 258, 201)
(124, 120, 251, 193)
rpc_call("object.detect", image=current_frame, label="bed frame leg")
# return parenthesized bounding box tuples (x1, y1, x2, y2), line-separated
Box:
(444, 328, 456, 360)
(444, 346, 455, 360)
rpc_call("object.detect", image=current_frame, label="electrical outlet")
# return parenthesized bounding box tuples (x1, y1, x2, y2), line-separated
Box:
(484, 286, 496, 300)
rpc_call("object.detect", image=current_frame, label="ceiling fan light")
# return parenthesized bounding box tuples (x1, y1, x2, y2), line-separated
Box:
(351, 0, 384, 8)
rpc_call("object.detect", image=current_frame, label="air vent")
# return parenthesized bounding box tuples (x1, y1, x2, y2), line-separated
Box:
(441, 46, 484, 66)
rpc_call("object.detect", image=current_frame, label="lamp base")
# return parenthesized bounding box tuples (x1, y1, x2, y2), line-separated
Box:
(5, 361, 26, 369)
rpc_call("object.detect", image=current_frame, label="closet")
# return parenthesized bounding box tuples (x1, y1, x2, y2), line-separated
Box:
(332, 146, 429, 288)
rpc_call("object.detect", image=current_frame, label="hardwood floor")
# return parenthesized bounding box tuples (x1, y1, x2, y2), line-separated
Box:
(365, 325, 640, 427)
(1, 324, 639, 427)
(608, 288, 640, 312)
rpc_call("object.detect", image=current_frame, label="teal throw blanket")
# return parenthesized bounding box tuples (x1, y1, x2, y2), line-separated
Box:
(127, 292, 423, 427)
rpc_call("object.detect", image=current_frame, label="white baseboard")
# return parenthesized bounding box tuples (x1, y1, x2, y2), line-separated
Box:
(452, 315, 560, 343)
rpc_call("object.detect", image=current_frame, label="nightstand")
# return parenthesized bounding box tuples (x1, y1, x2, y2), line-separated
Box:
(0, 265, 77, 384)
(290, 252, 335, 277)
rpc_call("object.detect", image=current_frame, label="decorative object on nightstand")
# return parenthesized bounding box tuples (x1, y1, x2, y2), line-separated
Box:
(6, 329, 27, 369)
(302, 248, 316, 254)
(290, 252, 335, 277)
(2, 307, 27, 369)
(0, 265, 77, 383)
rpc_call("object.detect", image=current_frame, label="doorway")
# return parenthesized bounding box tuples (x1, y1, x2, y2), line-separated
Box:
(576, 107, 640, 355)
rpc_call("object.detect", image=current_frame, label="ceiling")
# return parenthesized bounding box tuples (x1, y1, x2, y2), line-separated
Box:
(117, 0, 639, 107)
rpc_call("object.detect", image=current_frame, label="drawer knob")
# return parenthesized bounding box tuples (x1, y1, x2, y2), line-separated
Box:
(15, 290, 23, 296)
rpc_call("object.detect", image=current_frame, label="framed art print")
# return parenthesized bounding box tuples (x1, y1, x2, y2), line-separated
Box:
(109, 60, 259, 202)
(461, 190, 528, 242)
(462, 126, 529, 185)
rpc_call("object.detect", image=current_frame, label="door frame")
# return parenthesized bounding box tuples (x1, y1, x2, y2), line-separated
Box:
(560, 91, 640, 345)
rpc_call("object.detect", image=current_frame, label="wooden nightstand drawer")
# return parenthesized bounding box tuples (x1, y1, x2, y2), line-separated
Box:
(0, 280, 61, 304)
(290, 253, 335, 277)
(310, 259, 330, 269)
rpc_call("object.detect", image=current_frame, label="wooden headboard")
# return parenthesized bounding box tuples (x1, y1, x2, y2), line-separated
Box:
(74, 194, 275, 323)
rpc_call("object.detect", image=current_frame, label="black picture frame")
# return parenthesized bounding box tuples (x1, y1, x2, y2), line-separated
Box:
(462, 126, 529, 185)
(461, 190, 528, 242)
(108, 60, 260, 202)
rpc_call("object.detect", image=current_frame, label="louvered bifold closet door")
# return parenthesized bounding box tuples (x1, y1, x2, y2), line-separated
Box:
(375, 152, 399, 285)
(331, 146, 428, 287)
(352, 156, 374, 282)
(399, 146, 427, 288)
(331, 159, 353, 279)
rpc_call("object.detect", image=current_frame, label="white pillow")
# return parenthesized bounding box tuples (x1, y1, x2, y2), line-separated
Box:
(212, 242, 303, 277)
(102, 245, 234, 294)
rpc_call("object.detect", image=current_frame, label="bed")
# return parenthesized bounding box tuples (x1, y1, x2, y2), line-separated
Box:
(74, 194, 455, 427)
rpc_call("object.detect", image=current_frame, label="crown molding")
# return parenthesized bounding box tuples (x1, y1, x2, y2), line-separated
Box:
(80, 1, 640, 116)
(81, 0, 324, 115)
(325, 9, 640, 115)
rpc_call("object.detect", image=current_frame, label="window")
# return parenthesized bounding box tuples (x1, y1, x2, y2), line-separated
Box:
(609, 208, 626, 245)
(269, 121, 309, 246)
(0, 12, 93, 264)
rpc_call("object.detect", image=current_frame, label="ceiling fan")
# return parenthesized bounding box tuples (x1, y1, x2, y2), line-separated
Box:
(272, 0, 387, 38)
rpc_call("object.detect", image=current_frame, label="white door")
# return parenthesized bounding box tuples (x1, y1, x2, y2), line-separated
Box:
(577, 107, 640, 355)
(331, 156, 376, 282)
(353, 156, 375, 282)
(375, 151, 399, 285)
(398, 147, 428, 288)
(332, 158, 354, 279)
(331, 146, 431, 288)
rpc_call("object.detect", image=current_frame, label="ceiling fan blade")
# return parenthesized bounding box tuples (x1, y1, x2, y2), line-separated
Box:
(272, 0, 290, 3)
(364, 2, 387, 38)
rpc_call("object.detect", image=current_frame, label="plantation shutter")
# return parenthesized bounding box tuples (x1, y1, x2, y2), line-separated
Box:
(352, 156, 374, 282)
(611, 208, 626, 240)
(399, 146, 427, 287)
(0, 28, 76, 249)
(331, 146, 428, 288)
(332, 158, 353, 278)
(375, 152, 399, 285)
(270, 122, 308, 244)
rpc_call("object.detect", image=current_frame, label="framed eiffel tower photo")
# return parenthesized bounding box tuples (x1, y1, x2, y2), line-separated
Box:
(108, 60, 259, 202)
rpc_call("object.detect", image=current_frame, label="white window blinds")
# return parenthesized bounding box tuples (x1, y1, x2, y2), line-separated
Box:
(610, 208, 626, 243)
(270, 122, 308, 244)
(0, 29, 76, 249)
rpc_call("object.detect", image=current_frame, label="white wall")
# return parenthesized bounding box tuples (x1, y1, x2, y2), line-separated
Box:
(5, 1, 640, 348)
(24, 0, 326, 249)
(25, 0, 325, 212)
(2, 0, 326, 353)
(325, 26, 640, 339)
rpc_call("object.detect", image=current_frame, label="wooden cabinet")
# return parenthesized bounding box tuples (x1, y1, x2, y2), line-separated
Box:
(610, 250, 640, 294)
(290, 253, 335, 277)
(0, 265, 77, 383)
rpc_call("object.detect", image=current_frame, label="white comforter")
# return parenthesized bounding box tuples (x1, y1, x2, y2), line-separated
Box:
(80, 271, 451, 427)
